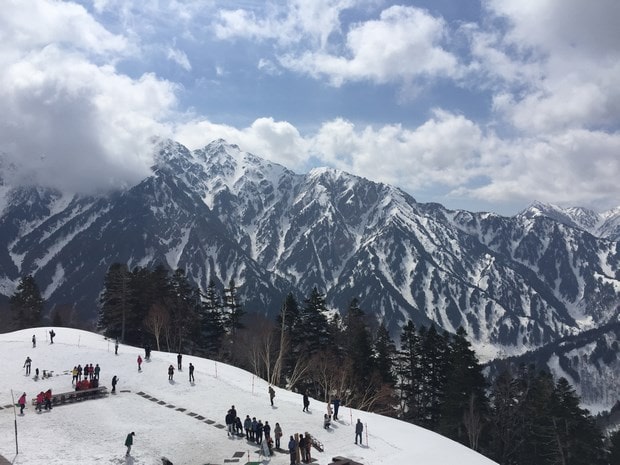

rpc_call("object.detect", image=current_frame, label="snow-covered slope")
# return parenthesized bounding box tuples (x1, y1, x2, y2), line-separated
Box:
(0, 328, 497, 465)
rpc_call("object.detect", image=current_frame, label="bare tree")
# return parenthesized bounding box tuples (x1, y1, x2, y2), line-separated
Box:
(144, 303, 169, 351)
(463, 393, 484, 451)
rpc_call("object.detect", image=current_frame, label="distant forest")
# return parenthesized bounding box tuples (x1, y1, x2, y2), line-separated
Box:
(4, 264, 620, 465)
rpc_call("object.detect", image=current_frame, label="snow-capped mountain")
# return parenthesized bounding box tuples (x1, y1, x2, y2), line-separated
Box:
(519, 201, 620, 241)
(0, 140, 619, 364)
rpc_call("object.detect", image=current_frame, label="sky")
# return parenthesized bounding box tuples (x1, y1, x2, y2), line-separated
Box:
(1, 1, 619, 215)
(0, 327, 498, 464)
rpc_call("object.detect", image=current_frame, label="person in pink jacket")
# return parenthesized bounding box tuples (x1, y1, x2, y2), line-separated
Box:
(18, 392, 26, 414)
(137, 355, 143, 371)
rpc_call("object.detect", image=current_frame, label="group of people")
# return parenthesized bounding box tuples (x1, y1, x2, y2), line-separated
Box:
(287, 433, 314, 464)
(225, 405, 285, 457)
(72, 363, 101, 385)
(34, 389, 54, 412)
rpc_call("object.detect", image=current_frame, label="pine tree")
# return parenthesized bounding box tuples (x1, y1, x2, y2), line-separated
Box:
(299, 287, 331, 355)
(609, 429, 620, 465)
(397, 320, 422, 422)
(98, 263, 132, 341)
(373, 323, 397, 386)
(343, 298, 375, 396)
(10, 275, 44, 329)
(198, 278, 225, 356)
(439, 327, 488, 450)
(168, 268, 200, 352)
(223, 278, 245, 336)
(418, 325, 449, 430)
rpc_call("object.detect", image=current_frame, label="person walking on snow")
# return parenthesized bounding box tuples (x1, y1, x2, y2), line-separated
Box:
(355, 419, 363, 445)
(188, 362, 195, 382)
(18, 392, 26, 415)
(137, 355, 143, 371)
(269, 385, 275, 406)
(125, 432, 135, 456)
(177, 353, 182, 371)
(32, 334, 36, 348)
(49, 329, 55, 343)
(24, 356, 32, 375)
(302, 391, 310, 412)
(168, 364, 174, 381)
(111, 375, 118, 394)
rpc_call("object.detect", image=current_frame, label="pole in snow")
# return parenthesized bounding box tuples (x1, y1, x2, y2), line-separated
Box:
(11, 390, 18, 455)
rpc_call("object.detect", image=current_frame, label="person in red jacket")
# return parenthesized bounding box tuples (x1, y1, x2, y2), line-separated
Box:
(137, 355, 143, 372)
(44, 389, 53, 410)
(35, 391, 45, 412)
(18, 392, 26, 414)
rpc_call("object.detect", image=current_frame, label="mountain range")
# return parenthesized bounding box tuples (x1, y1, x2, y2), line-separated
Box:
(0, 139, 619, 408)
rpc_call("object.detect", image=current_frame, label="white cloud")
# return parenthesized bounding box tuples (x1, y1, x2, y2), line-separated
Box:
(280, 6, 459, 86)
(460, 129, 620, 210)
(0, 0, 178, 193)
(214, 0, 361, 48)
(474, 0, 620, 133)
(167, 47, 192, 71)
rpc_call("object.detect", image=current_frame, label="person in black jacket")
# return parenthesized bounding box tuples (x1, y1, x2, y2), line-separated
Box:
(355, 419, 363, 445)
(111, 375, 118, 393)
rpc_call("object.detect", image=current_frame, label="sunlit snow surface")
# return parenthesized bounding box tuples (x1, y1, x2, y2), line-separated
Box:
(0, 328, 497, 465)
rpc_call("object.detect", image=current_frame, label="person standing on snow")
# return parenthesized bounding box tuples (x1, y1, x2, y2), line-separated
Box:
(125, 432, 135, 456)
(32, 334, 36, 348)
(302, 391, 310, 412)
(18, 392, 26, 415)
(268, 385, 275, 406)
(49, 329, 55, 343)
(288, 435, 297, 465)
(115, 339, 119, 355)
(168, 364, 174, 381)
(355, 419, 363, 445)
(274, 422, 282, 449)
(111, 375, 118, 394)
(189, 362, 195, 382)
(332, 397, 341, 420)
(137, 355, 143, 371)
(24, 356, 32, 375)
(177, 353, 182, 371)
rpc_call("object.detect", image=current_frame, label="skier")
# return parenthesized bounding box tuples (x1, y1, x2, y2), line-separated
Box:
(268, 385, 275, 406)
(177, 353, 182, 371)
(125, 432, 135, 456)
(49, 329, 55, 343)
(288, 435, 297, 465)
(24, 356, 32, 375)
(168, 364, 174, 381)
(355, 419, 363, 445)
(137, 355, 143, 371)
(32, 334, 36, 348)
(189, 362, 195, 382)
(18, 392, 26, 415)
(302, 391, 310, 412)
(111, 375, 118, 394)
